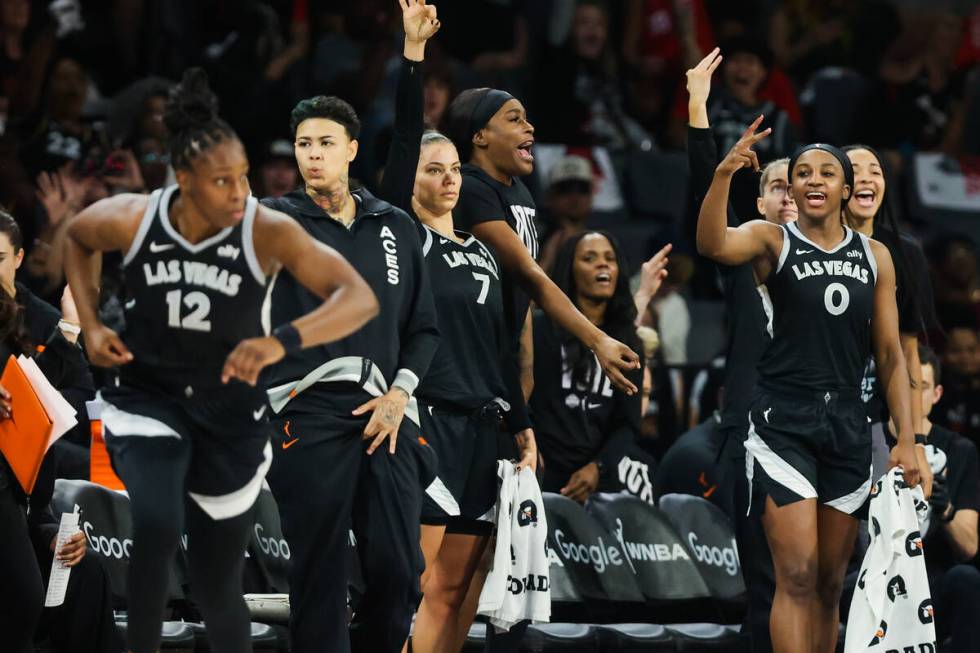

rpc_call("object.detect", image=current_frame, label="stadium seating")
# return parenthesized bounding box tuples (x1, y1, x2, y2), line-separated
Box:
(657, 494, 746, 603)
(246, 484, 291, 594)
(593, 623, 675, 652)
(665, 623, 747, 652)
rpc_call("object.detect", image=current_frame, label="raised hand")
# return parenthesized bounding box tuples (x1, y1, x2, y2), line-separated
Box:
(36, 165, 85, 226)
(638, 243, 672, 299)
(686, 47, 722, 112)
(717, 115, 770, 177)
(400, 0, 440, 44)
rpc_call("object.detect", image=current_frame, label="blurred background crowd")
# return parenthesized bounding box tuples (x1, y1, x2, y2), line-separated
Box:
(2, 0, 980, 457)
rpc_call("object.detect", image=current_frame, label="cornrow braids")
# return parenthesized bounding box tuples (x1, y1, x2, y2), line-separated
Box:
(164, 68, 237, 171)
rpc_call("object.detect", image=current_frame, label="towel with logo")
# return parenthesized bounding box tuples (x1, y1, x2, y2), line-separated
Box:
(844, 467, 935, 652)
(478, 461, 551, 631)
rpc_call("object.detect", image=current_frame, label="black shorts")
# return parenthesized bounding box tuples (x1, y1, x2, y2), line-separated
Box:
(99, 382, 272, 520)
(420, 402, 499, 535)
(745, 388, 873, 518)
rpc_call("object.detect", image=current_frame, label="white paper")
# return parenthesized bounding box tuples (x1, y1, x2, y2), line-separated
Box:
(16, 355, 78, 449)
(44, 508, 80, 607)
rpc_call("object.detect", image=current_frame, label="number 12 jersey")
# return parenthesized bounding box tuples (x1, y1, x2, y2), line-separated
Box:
(758, 222, 878, 394)
(118, 185, 268, 392)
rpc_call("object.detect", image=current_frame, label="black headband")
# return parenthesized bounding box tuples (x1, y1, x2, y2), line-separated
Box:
(468, 89, 515, 140)
(788, 143, 854, 191)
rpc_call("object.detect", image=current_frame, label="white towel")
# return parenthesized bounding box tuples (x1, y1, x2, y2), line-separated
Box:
(844, 467, 935, 652)
(478, 461, 551, 631)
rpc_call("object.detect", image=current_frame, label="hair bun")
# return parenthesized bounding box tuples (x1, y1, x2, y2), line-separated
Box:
(164, 67, 220, 135)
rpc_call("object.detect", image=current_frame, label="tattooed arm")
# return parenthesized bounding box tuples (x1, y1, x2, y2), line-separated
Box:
(353, 387, 411, 455)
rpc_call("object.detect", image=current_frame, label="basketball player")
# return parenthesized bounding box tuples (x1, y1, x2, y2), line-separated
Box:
(261, 91, 440, 650)
(62, 69, 378, 653)
(377, 4, 537, 652)
(697, 123, 921, 653)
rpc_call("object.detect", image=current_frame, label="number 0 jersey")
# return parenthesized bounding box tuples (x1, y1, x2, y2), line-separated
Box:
(118, 185, 268, 393)
(757, 222, 878, 394)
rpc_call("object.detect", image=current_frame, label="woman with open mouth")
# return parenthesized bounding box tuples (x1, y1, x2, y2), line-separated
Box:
(696, 122, 921, 653)
(842, 145, 937, 481)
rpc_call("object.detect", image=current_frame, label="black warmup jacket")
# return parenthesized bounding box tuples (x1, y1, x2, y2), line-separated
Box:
(261, 188, 439, 413)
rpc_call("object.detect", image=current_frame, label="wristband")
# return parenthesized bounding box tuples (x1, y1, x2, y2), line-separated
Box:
(272, 323, 302, 354)
(58, 320, 81, 336)
(914, 433, 927, 445)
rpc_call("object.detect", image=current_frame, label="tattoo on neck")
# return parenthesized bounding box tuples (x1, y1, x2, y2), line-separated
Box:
(307, 183, 353, 225)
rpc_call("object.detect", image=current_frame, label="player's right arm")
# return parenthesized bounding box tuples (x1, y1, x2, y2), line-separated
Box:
(696, 117, 782, 267)
(220, 206, 379, 387)
(64, 194, 146, 367)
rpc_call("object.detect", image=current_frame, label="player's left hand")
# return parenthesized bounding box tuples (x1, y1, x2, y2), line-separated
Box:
(221, 336, 286, 386)
(593, 335, 640, 395)
(400, 0, 440, 43)
(354, 388, 409, 455)
(890, 441, 921, 488)
(561, 462, 600, 504)
(52, 530, 87, 567)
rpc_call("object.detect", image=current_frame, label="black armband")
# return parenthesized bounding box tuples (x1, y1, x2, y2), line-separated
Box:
(272, 323, 302, 354)
(914, 433, 928, 445)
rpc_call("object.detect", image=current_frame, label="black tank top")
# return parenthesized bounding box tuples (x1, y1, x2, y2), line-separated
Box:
(118, 185, 268, 393)
(757, 221, 878, 394)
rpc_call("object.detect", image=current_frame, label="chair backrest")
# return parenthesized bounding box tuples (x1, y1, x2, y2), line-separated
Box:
(588, 492, 711, 602)
(543, 493, 645, 604)
(658, 493, 745, 601)
(52, 479, 184, 605)
(246, 486, 291, 593)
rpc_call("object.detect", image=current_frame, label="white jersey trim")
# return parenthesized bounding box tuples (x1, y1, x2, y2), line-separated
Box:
(99, 392, 181, 440)
(123, 189, 163, 267)
(788, 221, 854, 254)
(158, 185, 234, 253)
(757, 284, 775, 338)
(745, 414, 817, 511)
(825, 465, 873, 514)
(421, 225, 434, 256)
(425, 476, 461, 517)
(241, 196, 265, 284)
(188, 441, 273, 520)
(776, 225, 790, 273)
(858, 232, 878, 285)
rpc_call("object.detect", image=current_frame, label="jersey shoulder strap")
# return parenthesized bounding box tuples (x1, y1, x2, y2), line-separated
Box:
(240, 195, 265, 284)
(123, 187, 165, 266)
(855, 231, 878, 285)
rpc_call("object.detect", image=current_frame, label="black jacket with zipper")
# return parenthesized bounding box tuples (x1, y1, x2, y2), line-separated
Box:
(261, 187, 439, 414)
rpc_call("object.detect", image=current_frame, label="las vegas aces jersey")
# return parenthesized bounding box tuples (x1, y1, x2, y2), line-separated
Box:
(415, 224, 512, 410)
(118, 186, 268, 391)
(757, 221, 878, 394)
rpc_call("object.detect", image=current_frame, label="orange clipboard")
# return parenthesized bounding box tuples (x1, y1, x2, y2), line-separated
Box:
(0, 355, 54, 494)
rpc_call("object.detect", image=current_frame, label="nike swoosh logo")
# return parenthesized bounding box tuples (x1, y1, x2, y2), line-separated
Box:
(587, 402, 602, 410)
(150, 241, 175, 253)
(795, 249, 813, 255)
(253, 405, 267, 421)
(439, 238, 448, 244)
(282, 437, 299, 449)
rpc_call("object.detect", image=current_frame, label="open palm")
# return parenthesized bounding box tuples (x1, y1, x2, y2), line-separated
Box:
(399, 0, 440, 43)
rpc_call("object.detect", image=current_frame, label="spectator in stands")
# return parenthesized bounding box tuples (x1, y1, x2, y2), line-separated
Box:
(933, 324, 980, 444)
(251, 138, 299, 198)
(931, 234, 980, 333)
(423, 64, 454, 130)
(433, 0, 528, 89)
(917, 345, 980, 653)
(621, 0, 712, 97)
(0, 0, 56, 119)
(769, 0, 860, 82)
(0, 205, 112, 652)
(879, 10, 970, 155)
(533, 230, 645, 501)
(534, 0, 653, 150)
(538, 154, 594, 274)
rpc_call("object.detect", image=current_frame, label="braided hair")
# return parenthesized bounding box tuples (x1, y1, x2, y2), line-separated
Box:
(549, 230, 639, 386)
(163, 68, 237, 171)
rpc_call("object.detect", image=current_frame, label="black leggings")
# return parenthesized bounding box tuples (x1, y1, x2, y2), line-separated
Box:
(0, 480, 43, 653)
(112, 437, 254, 653)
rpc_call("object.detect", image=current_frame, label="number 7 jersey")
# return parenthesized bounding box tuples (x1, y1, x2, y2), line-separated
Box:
(118, 185, 268, 393)
(757, 221, 878, 394)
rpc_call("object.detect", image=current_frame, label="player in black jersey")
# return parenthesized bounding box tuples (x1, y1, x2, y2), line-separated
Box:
(697, 126, 921, 653)
(377, 5, 537, 653)
(445, 88, 641, 398)
(62, 69, 378, 653)
(843, 145, 936, 483)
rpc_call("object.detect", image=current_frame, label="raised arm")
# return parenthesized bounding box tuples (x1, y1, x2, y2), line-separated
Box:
(870, 240, 920, 488)
(378, 0, 441, 215)
(470, 220, 640, 395)
(222, 207, 379, 385)
(64, 193, 147, 367)
(696, 117, 781, 267)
